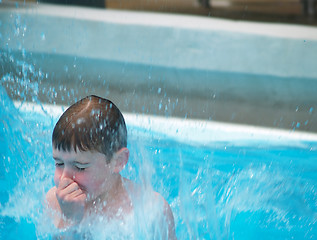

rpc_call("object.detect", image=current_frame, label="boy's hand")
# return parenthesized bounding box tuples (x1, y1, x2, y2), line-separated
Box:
(55, 178, 86, 226)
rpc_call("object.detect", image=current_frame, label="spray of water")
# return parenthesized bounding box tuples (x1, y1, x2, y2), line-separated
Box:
(1, 70, 317, 239)
(1, 6, 317, 239)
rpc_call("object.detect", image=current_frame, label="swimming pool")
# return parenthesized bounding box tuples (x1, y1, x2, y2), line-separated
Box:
(1, 83, 317, 239)
(1, 2, 317, 239)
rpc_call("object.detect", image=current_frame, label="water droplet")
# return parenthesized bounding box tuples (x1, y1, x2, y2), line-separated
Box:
(309, 107, 314, 114)
(22, 48, 26, 58)
(77, 118, 85, 124)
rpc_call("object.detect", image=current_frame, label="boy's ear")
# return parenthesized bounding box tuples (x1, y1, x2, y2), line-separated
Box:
(112, 148, 129, 173)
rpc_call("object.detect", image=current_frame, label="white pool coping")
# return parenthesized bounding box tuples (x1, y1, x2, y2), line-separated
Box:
(14, 101, 317, 148)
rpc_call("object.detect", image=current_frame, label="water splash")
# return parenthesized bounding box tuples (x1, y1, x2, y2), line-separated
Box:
(0, 86, 55, 239)
(177, 155, 317, 239)
(1, 8, 316, 239)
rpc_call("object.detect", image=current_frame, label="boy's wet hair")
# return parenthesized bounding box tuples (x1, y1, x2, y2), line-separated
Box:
(52, 95, 127, 162)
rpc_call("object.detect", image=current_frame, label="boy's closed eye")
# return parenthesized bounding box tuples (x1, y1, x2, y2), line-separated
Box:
(74, 163, 90, 171)
(54, 160, 90, 171)
(55, 160, 64, 167)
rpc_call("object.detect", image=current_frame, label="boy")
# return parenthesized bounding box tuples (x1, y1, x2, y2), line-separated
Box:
(46, 95, 176, 239)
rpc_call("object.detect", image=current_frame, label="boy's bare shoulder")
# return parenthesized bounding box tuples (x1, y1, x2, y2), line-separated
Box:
(153, 192, 177, 240)
(154, 192, 174, 221)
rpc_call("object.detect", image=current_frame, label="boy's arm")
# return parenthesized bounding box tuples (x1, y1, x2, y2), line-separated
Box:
(46, 187, 64, 228)
(46, 187, 74, 229)
(54, 178, 86, 227)
(46, 179, 86, 230)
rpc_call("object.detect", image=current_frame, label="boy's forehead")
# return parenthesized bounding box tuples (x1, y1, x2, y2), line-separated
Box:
(52, 148, 106, 162)
(53, 148, 77, 160)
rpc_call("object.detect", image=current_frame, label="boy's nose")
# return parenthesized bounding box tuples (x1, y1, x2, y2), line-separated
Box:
(61, 167, 74, 180)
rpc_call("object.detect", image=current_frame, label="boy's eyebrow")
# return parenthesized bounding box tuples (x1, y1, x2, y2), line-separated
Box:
(73, 162, 91, 167)
(74, 161, 91, 165)
(53, 157, 89, 164)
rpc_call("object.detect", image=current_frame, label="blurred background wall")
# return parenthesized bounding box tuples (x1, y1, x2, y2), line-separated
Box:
(23, 0, 317, 25)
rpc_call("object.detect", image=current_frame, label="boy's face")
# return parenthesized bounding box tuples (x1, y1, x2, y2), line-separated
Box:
(53, 148, 115, 203)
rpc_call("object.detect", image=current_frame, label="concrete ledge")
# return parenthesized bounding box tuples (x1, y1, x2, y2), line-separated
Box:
(1, 2, 317, 132)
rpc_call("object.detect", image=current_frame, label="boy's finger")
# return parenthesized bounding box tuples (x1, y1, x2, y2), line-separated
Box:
(73, 193, 87, 203)
(57, 182, 79, 199)
(58, 178, 74, 189)
(68, 188, 84, 199)
(64, 189, 84, 202)
(63, 190, 86, 203)
(65, 182, 80, 192)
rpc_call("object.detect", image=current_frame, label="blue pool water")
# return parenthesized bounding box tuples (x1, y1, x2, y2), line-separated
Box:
(1, 3, 317, 238)
(0, 85, 317, 239)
